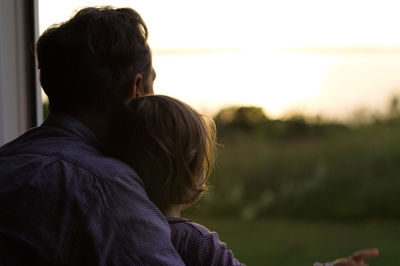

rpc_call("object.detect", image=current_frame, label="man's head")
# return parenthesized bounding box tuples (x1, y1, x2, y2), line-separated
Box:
(36, 6, 154, 115)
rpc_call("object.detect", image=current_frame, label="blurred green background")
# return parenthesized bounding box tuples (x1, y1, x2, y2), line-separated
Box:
(45, 96, 400, 265)
(183, 95, 400, 265)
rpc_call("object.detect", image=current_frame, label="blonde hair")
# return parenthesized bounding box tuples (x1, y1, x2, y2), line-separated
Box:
(107, 95, 216, 213)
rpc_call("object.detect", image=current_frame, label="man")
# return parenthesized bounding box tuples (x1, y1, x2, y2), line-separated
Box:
(0, 6, 184, 265)
(0, 5, 378, 266)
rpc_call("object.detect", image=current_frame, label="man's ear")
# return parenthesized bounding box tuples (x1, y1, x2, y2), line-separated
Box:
(129, 73, 144, 99)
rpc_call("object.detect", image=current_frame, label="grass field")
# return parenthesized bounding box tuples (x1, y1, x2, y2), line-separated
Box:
(184, 215, 400, 265)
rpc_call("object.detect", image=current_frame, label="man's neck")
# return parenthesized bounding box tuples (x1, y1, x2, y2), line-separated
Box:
(68, 111, 111, 144)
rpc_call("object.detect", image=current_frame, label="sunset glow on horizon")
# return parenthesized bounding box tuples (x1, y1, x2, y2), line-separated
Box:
(38, 0, 400, 120)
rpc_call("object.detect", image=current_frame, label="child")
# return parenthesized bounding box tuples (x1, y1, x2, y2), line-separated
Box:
(106, 95, 244, 265)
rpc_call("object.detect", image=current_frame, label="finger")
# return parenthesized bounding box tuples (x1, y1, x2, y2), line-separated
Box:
(332, 259, 356, 266)
(332, 258, 371, 266)
(351, 248, 379, 263)
(333, 261, 369, 266)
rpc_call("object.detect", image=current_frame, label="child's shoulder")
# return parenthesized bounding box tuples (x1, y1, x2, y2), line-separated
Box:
(166, 216, 245, 266)
(166, 216, 214, 237)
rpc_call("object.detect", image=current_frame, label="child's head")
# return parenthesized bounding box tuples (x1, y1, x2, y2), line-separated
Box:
(106, 95, 216, 214)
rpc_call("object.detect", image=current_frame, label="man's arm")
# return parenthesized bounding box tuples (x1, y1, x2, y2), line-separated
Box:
(33, 159, 184, 265)
(92, 170, 185, 265)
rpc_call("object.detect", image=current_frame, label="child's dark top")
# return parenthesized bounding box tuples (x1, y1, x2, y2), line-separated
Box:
(167, 216, 245, 266)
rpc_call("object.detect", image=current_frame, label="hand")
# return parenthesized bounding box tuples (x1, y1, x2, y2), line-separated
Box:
(314, 248, 379, 266)
(332, 248, 379, 266)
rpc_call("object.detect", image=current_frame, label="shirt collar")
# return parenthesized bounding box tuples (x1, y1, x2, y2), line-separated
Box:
(42, 113, 100, 148)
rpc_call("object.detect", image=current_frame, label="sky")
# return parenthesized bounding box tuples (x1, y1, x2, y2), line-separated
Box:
(38, 0, 400, 119)
(38, 0, 400, 48)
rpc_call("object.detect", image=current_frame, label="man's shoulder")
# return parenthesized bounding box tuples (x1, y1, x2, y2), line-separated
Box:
(0, 124, 139, 184)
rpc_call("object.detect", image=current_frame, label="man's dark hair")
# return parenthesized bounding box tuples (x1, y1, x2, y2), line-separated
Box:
(36, 6, 152, 114)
